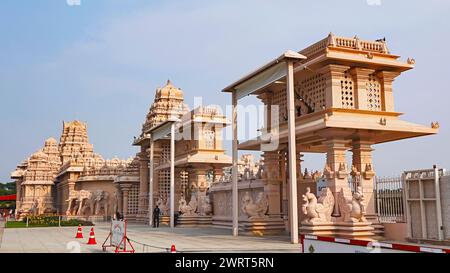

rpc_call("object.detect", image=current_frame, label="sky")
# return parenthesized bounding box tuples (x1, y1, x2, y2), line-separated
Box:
(1, 0, 450, 182)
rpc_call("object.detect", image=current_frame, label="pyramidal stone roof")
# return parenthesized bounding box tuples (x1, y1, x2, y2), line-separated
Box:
(141, 80, 189, 134)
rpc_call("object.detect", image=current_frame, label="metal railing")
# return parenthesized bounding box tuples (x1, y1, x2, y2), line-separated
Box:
(375, 176, 405, 223)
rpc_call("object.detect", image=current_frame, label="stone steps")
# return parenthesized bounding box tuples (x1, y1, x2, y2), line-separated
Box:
(212, 217, 286, 235)
(176, 215, 212, 227)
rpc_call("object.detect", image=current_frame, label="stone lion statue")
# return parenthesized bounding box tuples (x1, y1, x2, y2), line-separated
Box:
(179, 194, 198, 216)
(242, 192, 268, 219)
(337, 187, 367, 223)
(301, 187, 334, 224)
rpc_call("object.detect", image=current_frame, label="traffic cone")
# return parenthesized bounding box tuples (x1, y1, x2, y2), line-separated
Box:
(171, 244, 176, 253)
(75, 225, 83, 239)
(87, 227, 97, 245)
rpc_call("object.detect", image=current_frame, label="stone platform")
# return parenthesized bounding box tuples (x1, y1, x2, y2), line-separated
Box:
(299, 221, 375, 240)
(176, 215, 212, 227)
(212, 216, 286, 236)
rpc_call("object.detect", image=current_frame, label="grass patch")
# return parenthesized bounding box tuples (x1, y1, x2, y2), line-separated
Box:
(6, 217, 94, 229)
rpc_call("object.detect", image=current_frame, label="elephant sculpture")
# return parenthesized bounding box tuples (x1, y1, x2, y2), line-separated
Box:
(91, 190, 109, 216)
(66, 190, 92, 216)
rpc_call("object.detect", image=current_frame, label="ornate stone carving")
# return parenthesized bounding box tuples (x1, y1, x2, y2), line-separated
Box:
(200, 195, 212, 216)
(323, 164, 334, 179)
(407, 58, 415, 65)
(337, 162, 348, 179)
(363, 163, 375, 180)
(65, 190, 110, 217)
(30, 199, 39, 216)
(350, 165, 360, 177)
(112, 191, 119, 214)
(90, 190, 109, 216)
(301, 187, 334, 224)
(312, 171, 322, 180)
(66, 190, 92, 216)
(179, 194, 198, 216)
(303, 168, 312, 179)
(337, 187, 367, 223)
(241, 192, 268, 219)
(156, 196, 169, 216)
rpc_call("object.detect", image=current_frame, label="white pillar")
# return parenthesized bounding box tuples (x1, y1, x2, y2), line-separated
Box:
(232, 91, 239, 237)
(286, 60, 299, 244)
(434, 166, 444, 241)
(148, 139, 154, 227)
(170, 123, 175, 229)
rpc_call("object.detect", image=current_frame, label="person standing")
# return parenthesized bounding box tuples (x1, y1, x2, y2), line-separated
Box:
(153, 206, 161, 228)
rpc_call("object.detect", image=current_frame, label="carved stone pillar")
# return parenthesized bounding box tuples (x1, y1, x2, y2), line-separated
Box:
(280, 150, 287, 216)
(68, 180, 76, 193)
(15, 180, 22, 213)
(376, 71, 400, 112)
(122, 188, 129, 218)
(351, 140, 376, 217)
(323, 139, 351, 217)
(117, 189, 123, 215)
(174, 168, 183, 212)
(318, 64, 350, 109)
(65, 179, 76, 214)
(349, 68, 374, 110)
(138, 152, 149, 215)
(296, 152, 304, 182)
(262, 151, 282, 217)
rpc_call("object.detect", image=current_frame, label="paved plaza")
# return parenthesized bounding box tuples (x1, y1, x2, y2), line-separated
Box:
(0, 223, 301, 253)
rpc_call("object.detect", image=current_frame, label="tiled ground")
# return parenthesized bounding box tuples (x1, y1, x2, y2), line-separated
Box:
(0, 221, 4, 248)
(0, 223, 301, 253)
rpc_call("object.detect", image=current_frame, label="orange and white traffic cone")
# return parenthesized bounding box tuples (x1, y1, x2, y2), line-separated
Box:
(75, 225, 83, 239)
(87, 227, 97, 245)
(171, 244, 176, 253)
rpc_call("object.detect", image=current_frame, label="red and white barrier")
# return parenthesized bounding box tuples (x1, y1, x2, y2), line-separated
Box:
(300, 234, 450, 253)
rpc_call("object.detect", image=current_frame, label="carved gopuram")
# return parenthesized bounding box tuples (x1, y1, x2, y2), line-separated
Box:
(222, 34, 438, 243)
(11, 121, 137, 220)
(133, 80, 232, 226)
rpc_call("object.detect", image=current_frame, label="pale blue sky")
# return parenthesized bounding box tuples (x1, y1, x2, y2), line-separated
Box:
(1, 0, 449, 182)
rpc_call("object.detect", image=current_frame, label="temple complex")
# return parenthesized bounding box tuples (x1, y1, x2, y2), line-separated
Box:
(10, 34, 439, 244)
(10, 80, 232, 225)
(11, 121, 136, 219)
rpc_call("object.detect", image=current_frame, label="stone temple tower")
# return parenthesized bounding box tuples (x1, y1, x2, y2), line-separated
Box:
(141, 79, 189, 133)
(59, 121, 94, 164)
